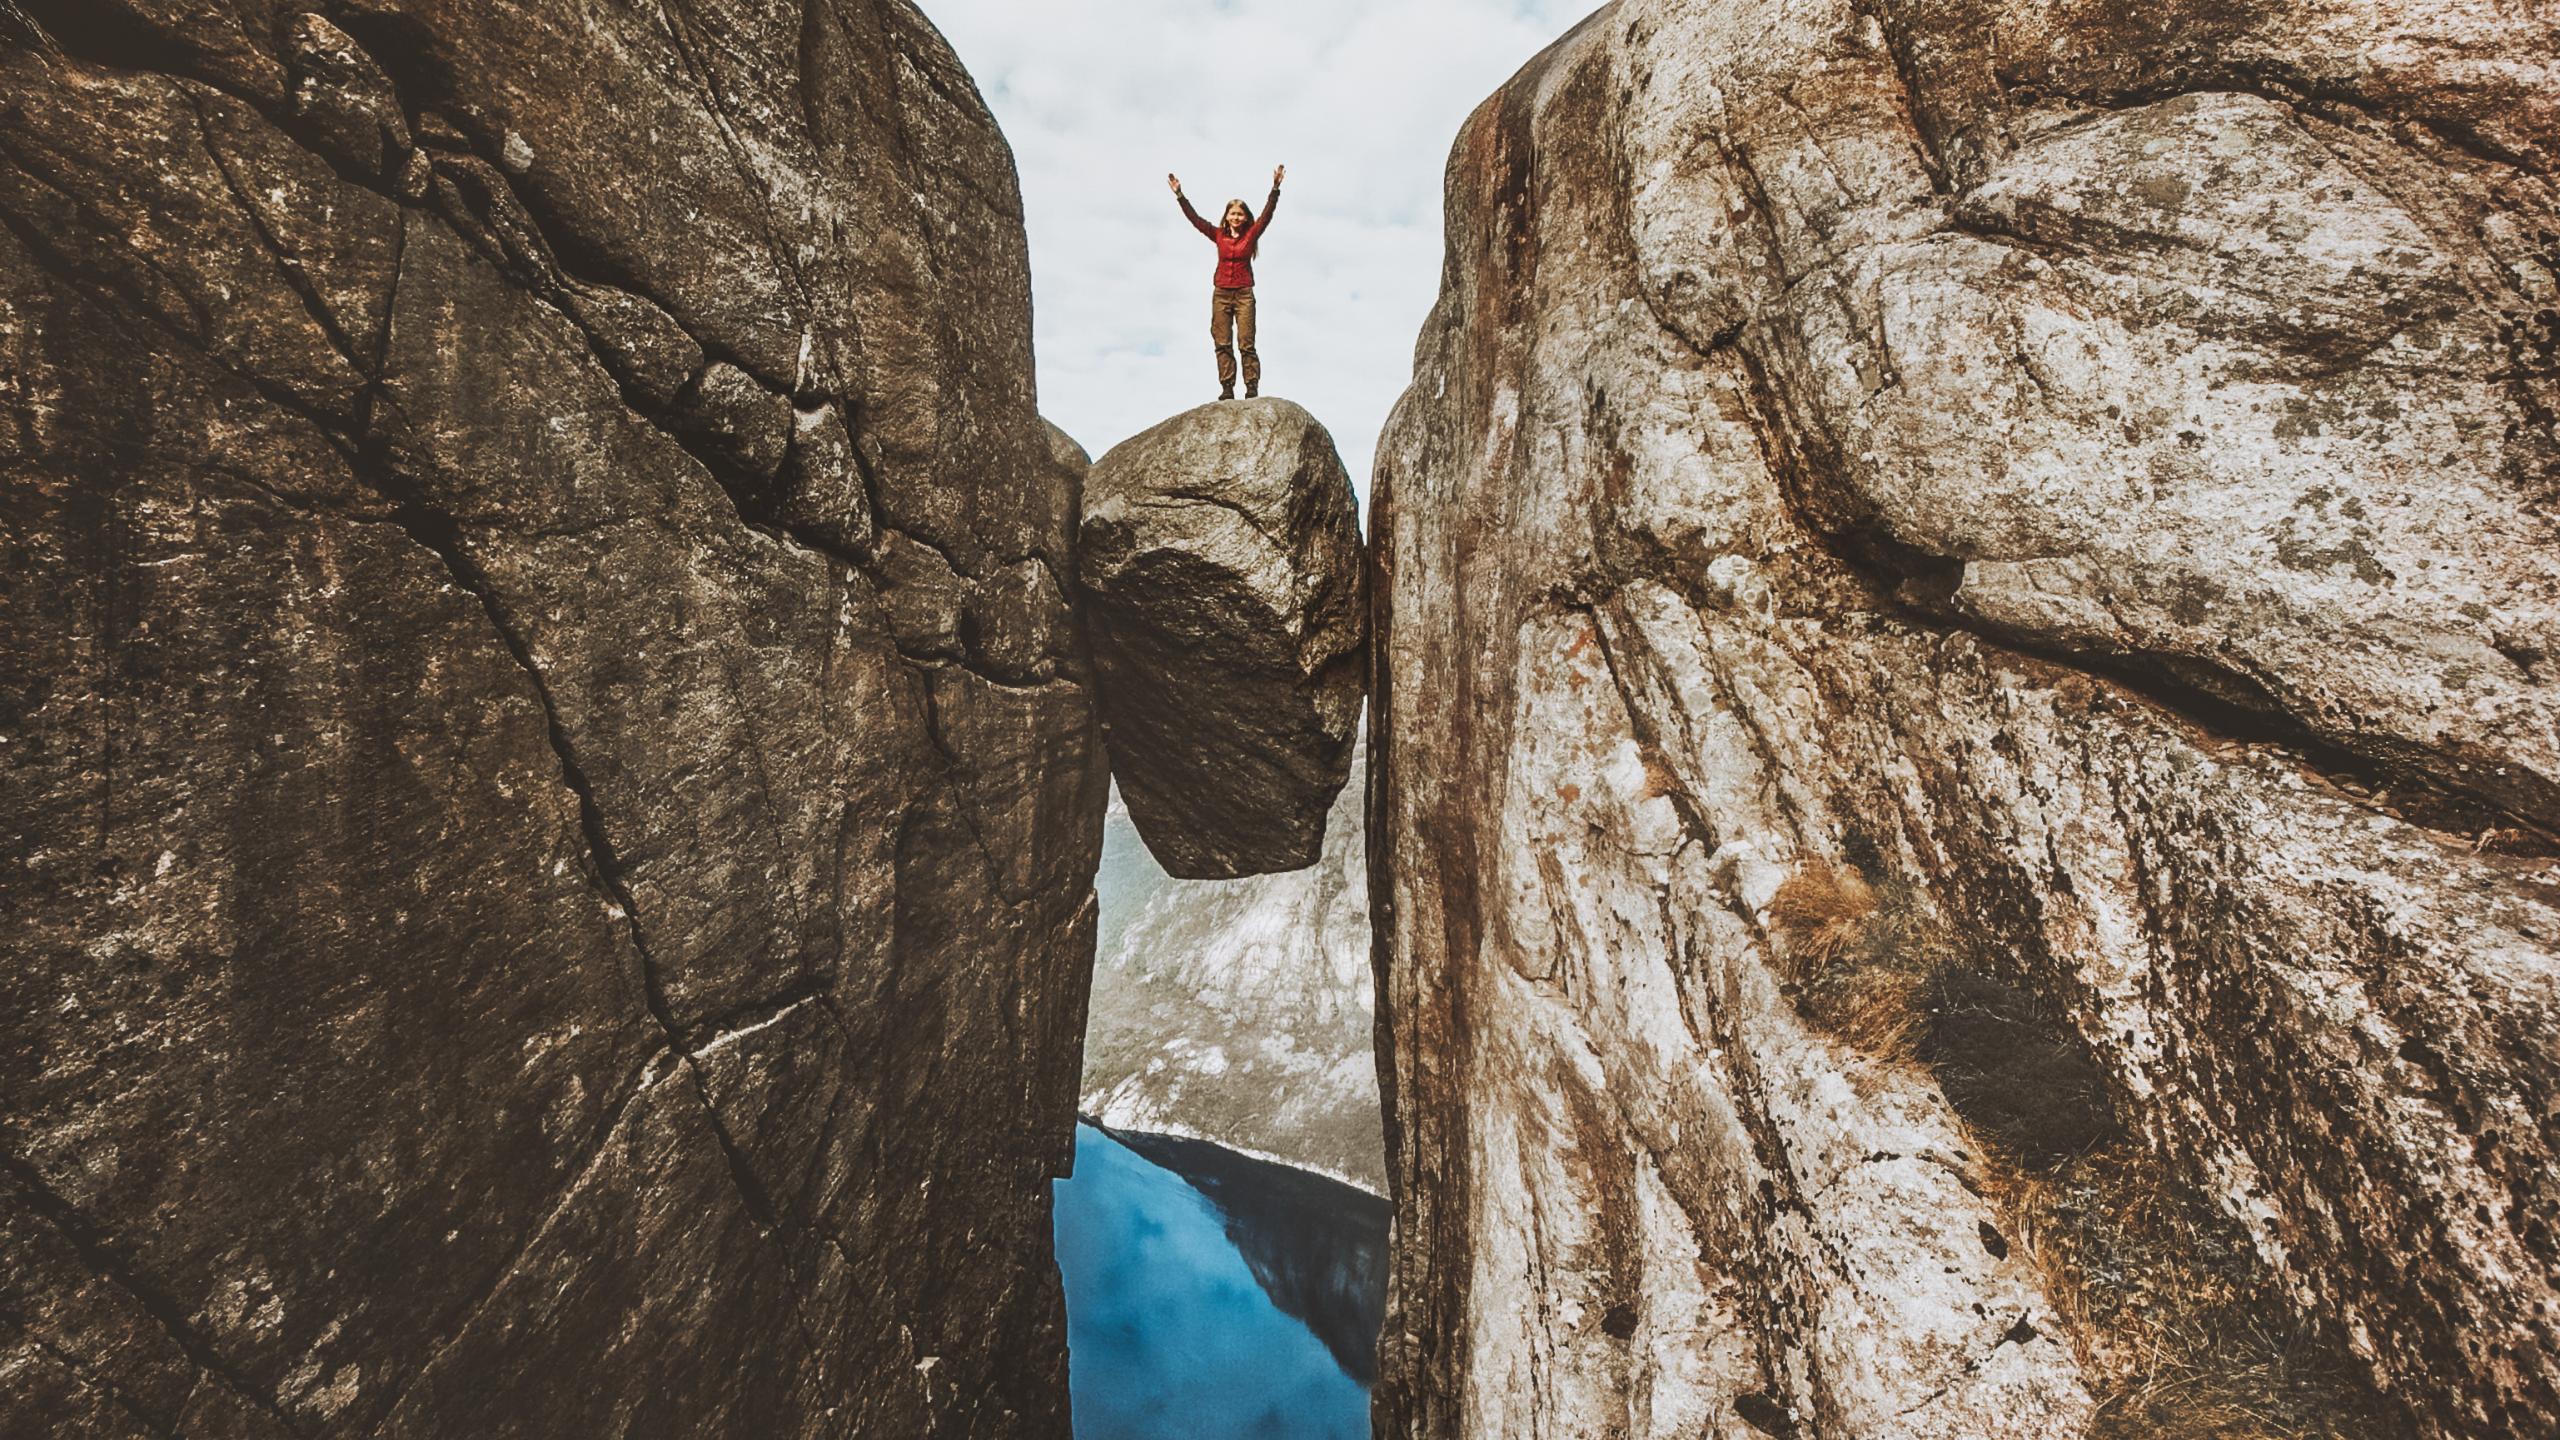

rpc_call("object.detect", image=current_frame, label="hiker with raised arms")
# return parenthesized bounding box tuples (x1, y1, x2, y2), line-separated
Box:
(1169, 165, 1285, 400)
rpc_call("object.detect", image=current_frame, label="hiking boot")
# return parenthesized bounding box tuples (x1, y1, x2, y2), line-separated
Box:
(1219, 384, 1235, 401)
(1245, 381, 1259, 398)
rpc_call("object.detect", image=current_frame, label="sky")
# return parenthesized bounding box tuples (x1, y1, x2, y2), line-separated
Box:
(928, 0, 1607, 498)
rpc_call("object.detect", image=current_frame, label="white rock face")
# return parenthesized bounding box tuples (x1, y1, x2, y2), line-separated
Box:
(1082, 756, 1382, 1192)
(1370, 3, 2559, 1439)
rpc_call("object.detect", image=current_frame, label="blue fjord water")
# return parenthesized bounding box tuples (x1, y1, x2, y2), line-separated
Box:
(1053, 1124, 1377, 1440)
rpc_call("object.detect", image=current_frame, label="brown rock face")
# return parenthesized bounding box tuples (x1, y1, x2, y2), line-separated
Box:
(0, 3, 1101, 1437)
(1371, 3, 2558, 1439)
(1081, 398, 1366, 880)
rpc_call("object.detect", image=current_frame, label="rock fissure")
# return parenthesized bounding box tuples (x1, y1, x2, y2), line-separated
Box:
(1153, 486, 1291, 551)
(1854, 0, 1960, 192)
(1713, 219, 2560, 849)
(307, 9, 753, 378)
(0, 172, 349, 439)
(0, 1146, 311, 1438)
(641, 0, 827, 371)
(18, 14, 951, 603)
(355, 1048, 680, 1438)
(181, 88, 370, 372)
(361, 481, 864, 1367)
(2076, 66, 2547, 176)
(11, 1323, 181, 1440)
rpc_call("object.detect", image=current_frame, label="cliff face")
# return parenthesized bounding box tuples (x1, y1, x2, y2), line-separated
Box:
(1083, 755, 1381, 1192)
(1370, 2, 2559, 1438)
(0, 3, 1101, 1436)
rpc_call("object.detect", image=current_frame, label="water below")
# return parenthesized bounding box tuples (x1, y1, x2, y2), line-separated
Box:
(1052, 1123, 1387, 1440)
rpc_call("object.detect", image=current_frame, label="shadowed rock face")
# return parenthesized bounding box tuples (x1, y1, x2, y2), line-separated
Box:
(1080, 397, 1367, 879)
(0, 3, 1102, 1436)
(1371, 3, 2558, 1439)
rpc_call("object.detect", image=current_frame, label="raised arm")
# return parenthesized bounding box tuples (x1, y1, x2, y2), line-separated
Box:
(1171, 175, 1217, 239)
(1245, 165, 1284, 242)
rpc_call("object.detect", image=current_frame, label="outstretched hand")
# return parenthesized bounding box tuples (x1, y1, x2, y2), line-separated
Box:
(1273, 164, 1286, 187)
(1167, 173, 1182, 196)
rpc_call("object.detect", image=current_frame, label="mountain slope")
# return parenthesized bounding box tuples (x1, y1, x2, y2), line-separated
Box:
(1084, 754, 1382, 1192)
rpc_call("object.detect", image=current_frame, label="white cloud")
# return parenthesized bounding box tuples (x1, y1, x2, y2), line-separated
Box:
(925, 0, 1605, 500)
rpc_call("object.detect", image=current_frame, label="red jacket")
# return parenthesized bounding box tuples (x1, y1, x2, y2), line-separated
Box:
(1181, 186, 1281, 290)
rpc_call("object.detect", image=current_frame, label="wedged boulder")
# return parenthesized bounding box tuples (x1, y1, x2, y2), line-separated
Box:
(1080, 398, 1365, 879)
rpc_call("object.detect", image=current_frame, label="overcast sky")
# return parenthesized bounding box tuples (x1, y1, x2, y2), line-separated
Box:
(928, 0, 1606, 499)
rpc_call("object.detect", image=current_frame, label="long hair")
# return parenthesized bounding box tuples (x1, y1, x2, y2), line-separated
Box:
(1222, 199, 1259, 260)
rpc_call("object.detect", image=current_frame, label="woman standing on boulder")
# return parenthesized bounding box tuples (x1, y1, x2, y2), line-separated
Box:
(1169, 166, 1284, 400)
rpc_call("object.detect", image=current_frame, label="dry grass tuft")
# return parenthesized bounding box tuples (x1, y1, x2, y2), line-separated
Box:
(1771, 862, 1934, 1070)
(1767, 861, 1879, 979)
(1806, 965, 1931, 1063)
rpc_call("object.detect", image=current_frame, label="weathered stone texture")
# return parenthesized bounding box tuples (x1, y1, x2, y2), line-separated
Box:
(1080, 398, 1366, 879)
(0, 3, 1102, 1436)
(1371, 2, 2558, 1438)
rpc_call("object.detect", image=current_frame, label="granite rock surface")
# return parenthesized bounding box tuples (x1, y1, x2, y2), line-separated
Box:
(1369, 2, 2559, 1436)
(0, 3, 1102, 1435)
(1080, 397, 1366, 879)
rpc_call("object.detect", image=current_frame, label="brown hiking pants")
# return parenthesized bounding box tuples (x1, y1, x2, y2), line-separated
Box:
(1211, 287, 1258, 389)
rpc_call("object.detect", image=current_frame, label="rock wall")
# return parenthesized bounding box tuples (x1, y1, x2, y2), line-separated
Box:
(1083, 753, 1381, 1192)
(0, 3, 1101, 1436)
(1369, 2, 2558, 1438)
